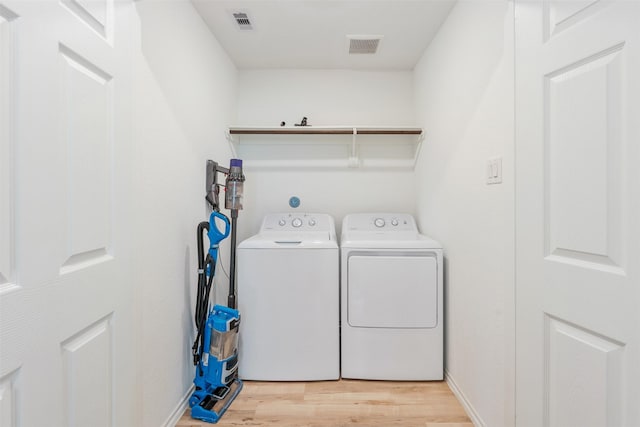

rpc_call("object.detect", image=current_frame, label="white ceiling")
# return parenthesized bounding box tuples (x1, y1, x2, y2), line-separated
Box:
(191, 0, 457, 70)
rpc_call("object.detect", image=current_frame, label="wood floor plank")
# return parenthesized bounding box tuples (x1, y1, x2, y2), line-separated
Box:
(176, 380, 472, 427)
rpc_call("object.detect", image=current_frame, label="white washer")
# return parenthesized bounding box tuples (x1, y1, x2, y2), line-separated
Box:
(340, 213, 443, 380)
(237, 213, 339, 380)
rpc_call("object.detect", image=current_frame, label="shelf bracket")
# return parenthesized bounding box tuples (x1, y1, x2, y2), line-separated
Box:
(412, 130, 426, 169)
(348, 127, 359, 168)
(225, 129, 238, 158)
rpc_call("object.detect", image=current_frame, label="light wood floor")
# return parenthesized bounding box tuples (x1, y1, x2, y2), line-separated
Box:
(177, 380, 473, 427)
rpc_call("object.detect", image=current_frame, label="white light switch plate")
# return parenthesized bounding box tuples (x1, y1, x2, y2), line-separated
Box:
(487, 157, 502, 185)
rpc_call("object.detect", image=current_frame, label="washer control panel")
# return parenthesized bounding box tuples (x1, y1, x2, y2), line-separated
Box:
(261, 213, 334, 233)
(344, 213, 417, 232)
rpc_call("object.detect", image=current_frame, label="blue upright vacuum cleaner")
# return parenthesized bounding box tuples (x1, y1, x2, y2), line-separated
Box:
(189, 159, 245, 423)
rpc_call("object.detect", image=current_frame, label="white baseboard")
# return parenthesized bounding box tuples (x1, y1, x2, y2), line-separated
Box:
(163, 385, 194, 427)
(445, 370, 486, 427)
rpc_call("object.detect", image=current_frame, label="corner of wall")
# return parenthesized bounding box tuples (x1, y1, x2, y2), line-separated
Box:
(445, 370, 487, 427)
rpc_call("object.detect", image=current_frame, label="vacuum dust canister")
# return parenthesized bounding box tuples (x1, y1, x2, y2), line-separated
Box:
(225, 159, 245, 211)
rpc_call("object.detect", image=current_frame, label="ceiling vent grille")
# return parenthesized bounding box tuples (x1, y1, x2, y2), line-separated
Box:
(232, 12, 253, 30)
(348, 37, 382, 54)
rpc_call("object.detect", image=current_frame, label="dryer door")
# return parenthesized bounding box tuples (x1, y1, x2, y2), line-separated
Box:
(347, 252, 437, 328)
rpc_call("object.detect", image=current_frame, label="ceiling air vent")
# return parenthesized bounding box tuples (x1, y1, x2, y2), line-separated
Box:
(232, 12, 253, 30)
(348, 36, 383, 54)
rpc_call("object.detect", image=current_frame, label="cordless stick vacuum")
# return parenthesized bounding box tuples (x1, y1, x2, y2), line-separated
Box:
(189, 159, 245, 423)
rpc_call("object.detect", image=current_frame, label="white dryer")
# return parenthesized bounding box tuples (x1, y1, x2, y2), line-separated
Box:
(340, 213, 443, 380)
(237, 213, 339, 380)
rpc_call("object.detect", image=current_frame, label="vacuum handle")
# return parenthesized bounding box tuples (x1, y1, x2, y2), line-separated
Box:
(208, 211, 230, 246)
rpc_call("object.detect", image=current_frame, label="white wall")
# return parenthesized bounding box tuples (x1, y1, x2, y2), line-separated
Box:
(237, 69, 416, 127)
(413, 2, 515, 426)
(236, 70, 417, 238)
(132, 3, 237, 426)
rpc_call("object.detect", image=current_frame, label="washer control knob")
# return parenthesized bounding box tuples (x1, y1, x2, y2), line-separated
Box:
(292, 218, 303, 228)
(308, 219, 316, 226)
(278, 219, 286, 226)
(374, 218, 385, 228)
(391, 219, 399, 226)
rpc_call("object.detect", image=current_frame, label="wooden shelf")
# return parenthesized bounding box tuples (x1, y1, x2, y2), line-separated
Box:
(226, 126, 424, 170)
(228, 126, 423, 136)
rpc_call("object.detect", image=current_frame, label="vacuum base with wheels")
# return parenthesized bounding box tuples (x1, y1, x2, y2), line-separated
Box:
(190, 304, 242, 423)
(190, 378, 243, 423)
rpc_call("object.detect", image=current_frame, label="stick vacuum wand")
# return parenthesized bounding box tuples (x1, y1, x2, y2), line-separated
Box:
(228, 211, 239, 309)
(225, 159, 245, 310)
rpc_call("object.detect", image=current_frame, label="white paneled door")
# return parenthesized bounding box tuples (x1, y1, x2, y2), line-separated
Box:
(0, 1, 136, 426)
(516, 1, 639, 426)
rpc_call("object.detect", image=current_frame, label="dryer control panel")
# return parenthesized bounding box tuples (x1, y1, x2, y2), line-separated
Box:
(343, 213, 417, 232)
(261, 213, 335, 233)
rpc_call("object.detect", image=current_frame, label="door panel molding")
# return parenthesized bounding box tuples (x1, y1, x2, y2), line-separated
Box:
(544, 0, 611, 41)
(60, 248, 113, 275)
(60, 0, 113, 43)
(0, 368, 21, 427)
(543, 43, 626, 273)
(59, 43, 114, 274)
(61, 314, 113, 427)
(544, 314, 624, 427)
(0, 4, 17, 289)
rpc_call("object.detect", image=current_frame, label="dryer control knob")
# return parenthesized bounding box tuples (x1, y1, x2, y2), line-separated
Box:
(278, 219, 286, 226)
(391, 219, 399, 226)
(308, 219, 316, 226)
(374, 218, 385, 228)
(292, 218, 303, 228)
